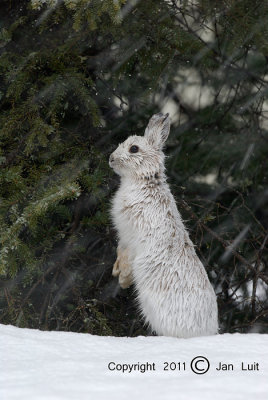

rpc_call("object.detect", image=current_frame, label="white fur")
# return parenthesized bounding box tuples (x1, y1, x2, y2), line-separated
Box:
(109, 113, 218, 338)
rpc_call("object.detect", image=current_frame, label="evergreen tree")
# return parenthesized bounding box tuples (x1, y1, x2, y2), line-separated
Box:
(0, 0, 267, 334)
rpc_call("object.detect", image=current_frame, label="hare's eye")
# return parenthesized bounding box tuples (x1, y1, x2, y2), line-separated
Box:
(129, 145, 139, 153)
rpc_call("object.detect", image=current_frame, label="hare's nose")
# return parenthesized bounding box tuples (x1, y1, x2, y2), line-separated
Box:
(109, 154, 115, 163)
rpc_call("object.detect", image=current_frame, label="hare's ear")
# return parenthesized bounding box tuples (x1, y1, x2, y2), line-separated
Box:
(144, 113, 170, 150)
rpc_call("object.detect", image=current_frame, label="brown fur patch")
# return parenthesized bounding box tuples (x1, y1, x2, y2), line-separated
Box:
(112, 247, 133, 289)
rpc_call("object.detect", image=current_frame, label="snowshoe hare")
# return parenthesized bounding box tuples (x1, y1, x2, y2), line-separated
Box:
(109, 113, 218, 338)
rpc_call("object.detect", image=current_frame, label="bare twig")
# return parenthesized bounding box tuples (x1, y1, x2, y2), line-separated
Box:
(180, 200, 268, 284)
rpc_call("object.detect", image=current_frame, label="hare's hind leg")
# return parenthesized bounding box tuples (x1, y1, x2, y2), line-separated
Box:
(112, 246, 133, 289)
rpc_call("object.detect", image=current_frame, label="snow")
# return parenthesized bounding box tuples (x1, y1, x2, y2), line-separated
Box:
(1, 324, 267, 400)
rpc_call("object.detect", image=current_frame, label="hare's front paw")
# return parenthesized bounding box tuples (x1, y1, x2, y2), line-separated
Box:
(112, 248, 133, 289)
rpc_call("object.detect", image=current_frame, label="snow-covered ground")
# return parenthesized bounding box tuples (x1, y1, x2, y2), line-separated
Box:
(1, 324, 267, 400)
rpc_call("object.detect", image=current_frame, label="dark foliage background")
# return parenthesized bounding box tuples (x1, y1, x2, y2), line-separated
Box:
(0, 0, 267, 335)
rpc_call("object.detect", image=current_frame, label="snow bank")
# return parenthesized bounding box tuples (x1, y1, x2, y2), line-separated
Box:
(1, 324, 267, 400)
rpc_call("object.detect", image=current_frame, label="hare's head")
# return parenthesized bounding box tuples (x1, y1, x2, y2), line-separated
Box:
(109, 113, 170, 179)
